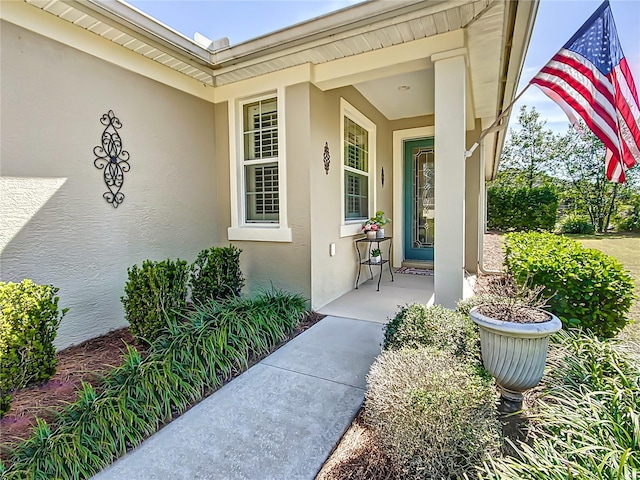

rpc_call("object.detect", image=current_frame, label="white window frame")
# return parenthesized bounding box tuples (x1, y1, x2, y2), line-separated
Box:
(228, 88, 291, 242)
(340, 98, 376, 237)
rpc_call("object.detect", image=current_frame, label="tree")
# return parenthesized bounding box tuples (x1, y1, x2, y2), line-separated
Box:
(556, 123, 639, 233)
(500, 106, 560, 188)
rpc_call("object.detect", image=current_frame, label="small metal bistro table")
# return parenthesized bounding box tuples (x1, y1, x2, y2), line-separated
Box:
(355, 236, 394, 291)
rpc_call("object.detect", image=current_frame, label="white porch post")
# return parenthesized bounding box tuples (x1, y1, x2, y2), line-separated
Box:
(432, 50, 466, 309)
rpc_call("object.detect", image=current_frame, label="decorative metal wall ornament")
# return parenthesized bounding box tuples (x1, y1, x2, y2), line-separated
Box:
(381, 167, 385, 188)
(323, 142, 330, 174)
(93, 110, 130, 208)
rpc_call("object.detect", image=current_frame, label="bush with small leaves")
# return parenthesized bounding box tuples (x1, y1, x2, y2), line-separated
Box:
(0, 280, 68, 416)
(555, 213, 595, 234)
(504, 232, 635, 338)
(121, 258, 189, 345)
(383, 304, 479, 361)
(190, 245, 245, 305)
(365, 348, 500, 479)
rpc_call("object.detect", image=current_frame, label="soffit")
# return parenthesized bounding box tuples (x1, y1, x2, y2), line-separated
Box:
(23, 0, 216, 86)
(213, 0, 493, 86)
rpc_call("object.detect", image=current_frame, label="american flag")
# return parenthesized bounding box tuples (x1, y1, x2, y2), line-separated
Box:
(530, 0, 640, 183)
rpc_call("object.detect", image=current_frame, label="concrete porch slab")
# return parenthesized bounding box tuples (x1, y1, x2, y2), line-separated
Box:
(318, 270, 434, 323)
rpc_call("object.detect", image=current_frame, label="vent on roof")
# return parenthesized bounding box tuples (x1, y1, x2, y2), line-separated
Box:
(194, 32, 230, 52)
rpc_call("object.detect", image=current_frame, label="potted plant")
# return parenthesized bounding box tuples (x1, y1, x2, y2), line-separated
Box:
(371, 211, 391, 238)
(362, 220, 379, 240)
(469, 275, 562, 412)
(370, 248, 382, 264)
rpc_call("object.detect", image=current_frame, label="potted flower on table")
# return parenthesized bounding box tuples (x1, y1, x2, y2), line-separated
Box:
(370, 248, 382, 264)
(362, 220, 379, 240)
(361, 211, 391, 239)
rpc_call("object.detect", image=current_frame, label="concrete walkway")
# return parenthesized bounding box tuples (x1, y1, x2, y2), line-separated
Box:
(93, 315, 384, 480)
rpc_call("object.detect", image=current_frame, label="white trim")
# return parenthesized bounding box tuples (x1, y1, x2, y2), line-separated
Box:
(340, 98, 376, 238)
(392, 126, 435, 267)
(227, 87, 291, 242)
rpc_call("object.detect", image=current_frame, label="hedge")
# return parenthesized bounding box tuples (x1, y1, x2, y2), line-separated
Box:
(487, 185, 558, 231)
(504, 232, 635, 338)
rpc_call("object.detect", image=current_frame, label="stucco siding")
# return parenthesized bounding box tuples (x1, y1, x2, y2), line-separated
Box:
(309, 85, 393, 310)
(214, 85, 312, 301)
(1, 22, 218, 349)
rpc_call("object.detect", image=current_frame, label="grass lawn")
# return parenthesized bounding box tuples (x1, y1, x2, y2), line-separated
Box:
(567, 232, 640, 347)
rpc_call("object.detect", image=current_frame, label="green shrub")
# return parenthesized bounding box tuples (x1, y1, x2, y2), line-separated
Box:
(2, 290, 308, 478)
(121, 259, 189, 345)
(0, 280, 68, 416)
(383, 304, 479, 361)
(504, 232, 635, 338)
(555, 212, 595, 234)
(365, 348, 500, 479)
(487, 185, 558, 231)
(480, 332, 640, 479)
(190, 245, 245, 305)
(614, 195, 640, 232)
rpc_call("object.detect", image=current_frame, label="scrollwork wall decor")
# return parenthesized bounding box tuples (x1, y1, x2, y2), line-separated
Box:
(93, 110, 130, 208)
(323, 142, 330, 174)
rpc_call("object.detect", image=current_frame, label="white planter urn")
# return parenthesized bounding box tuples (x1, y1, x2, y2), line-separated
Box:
(366, 231, 377, 240)
(376, 228, 385, 238)
(371, 255, 381, 264)
(470, 306, 562, 408)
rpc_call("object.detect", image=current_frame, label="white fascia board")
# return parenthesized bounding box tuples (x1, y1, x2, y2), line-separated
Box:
(77, 0, 213, 63)
(213, 0, 447, 65)
(490, 0, 539, 179)
(2, 1, 215, 103)
(313, 31, 465, 91)
(214, 64, 312, 103)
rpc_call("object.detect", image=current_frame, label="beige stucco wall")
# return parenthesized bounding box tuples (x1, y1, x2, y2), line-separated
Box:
(465, 122, 482, 274)
(213, 84, 312, 301)
(308, 85, 394, 309)
(0, 21, 218, 349)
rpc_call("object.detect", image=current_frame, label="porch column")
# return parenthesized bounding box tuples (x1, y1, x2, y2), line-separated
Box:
(432, 49, 466, 309)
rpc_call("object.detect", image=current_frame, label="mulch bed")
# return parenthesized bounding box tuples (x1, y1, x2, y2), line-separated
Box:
(1, 311, 324, 459)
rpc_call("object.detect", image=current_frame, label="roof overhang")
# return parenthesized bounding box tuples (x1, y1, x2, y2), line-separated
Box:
(8, 0, 538, 173)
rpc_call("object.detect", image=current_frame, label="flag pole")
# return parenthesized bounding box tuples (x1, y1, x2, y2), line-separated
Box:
(465, 83, 532, 157)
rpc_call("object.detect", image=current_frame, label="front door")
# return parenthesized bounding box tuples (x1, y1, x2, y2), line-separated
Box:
(404, 138, 435, 261)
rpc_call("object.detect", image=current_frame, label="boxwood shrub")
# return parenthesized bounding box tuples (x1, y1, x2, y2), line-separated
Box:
(504, 232, 635, 338)
(190, 245, 245, 305)
(0, 280, 68, 417)
(487, 185, 558, 231)
(121, 258, 189, 345)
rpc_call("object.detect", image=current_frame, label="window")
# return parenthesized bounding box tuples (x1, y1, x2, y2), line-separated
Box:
(243, 98, 279, 223)
(341, 99, 376, 237)
(228, 90, 291, 242)
(344, 117, 369, 220)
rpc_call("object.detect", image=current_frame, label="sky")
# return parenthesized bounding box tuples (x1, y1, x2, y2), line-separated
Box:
(128, 0, 640, 134)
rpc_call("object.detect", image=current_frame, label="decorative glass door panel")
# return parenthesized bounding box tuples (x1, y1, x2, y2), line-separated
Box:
(404, 138, 434, 261)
